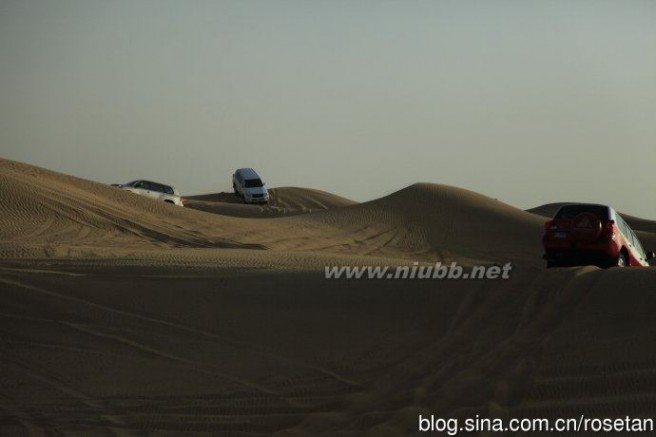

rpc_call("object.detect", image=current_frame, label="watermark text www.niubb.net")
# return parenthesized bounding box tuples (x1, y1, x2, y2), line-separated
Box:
(324, 262, 512, 280)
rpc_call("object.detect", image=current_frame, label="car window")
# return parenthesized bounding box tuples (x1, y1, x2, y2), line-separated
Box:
(244, 178, 263, 188)
(616, 216, 631, 240)
(555, 205, 610, 221)
(615, 216, 646, 259)
(162, 185, 174, 195)
(629, 230, 638, 247)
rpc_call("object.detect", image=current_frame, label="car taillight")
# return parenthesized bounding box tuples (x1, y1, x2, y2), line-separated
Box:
(601, 220, 616, 238)
(544, 220, 557, 230)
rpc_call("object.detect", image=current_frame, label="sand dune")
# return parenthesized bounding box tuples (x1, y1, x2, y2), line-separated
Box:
(0, 159, 545, 264)
(2, 158, 656, 436)
(295, 183, 546, 263)
(3, 261, 656, 436)
(184, 187, 356, 218)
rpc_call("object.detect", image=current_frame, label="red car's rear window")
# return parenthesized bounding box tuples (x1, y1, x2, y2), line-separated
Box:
(555, 205, 610, 221)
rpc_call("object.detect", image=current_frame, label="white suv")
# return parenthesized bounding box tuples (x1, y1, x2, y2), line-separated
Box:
(232, 168, 269, 204)
(117, 180, 184, 206)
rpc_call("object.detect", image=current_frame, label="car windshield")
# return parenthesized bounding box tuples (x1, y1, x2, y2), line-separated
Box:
(555, 205, 610, 221)
(244, 178, 263, 188)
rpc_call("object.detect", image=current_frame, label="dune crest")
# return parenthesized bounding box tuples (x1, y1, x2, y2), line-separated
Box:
(1, 159, 545, 264)
(184, 186, 356, 218)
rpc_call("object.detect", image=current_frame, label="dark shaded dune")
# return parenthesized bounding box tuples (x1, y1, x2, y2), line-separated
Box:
(283, 267, 656, 436)
(4, 263, 655, 435)
(506, 268, 656, 434)
(621, 213, 656, 234)
(637, 232, 656, 261)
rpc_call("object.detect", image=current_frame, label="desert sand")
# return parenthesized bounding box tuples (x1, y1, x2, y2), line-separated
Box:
(2, 157, 656, 436)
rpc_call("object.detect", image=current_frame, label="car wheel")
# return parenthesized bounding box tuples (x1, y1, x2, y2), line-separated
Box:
(615, 252, 627, 267)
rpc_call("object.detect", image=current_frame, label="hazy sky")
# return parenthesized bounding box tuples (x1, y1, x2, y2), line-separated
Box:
(2, 0, 655, 217)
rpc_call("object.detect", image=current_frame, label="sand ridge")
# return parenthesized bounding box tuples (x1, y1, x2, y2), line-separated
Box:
(1, 159, 552, 265)
(184, 187, 356, 218)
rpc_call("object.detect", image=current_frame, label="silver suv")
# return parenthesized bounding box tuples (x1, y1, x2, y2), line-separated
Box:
(116, 180, 184, 206)
(232, 168, 269, 204)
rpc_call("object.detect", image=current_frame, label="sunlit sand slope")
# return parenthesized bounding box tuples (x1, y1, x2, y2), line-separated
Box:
(1, 159, 544, 264)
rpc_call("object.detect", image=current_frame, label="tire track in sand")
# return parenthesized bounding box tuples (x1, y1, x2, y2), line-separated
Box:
(0, 276, 364, 392)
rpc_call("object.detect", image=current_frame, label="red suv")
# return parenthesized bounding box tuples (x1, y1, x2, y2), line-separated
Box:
(543, 203, 654, 268)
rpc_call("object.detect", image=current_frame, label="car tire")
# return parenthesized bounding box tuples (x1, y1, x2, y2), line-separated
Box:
(615, 252, 627, 267)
